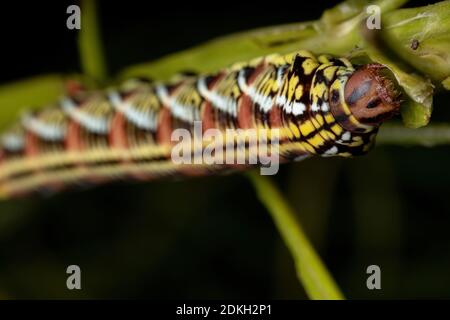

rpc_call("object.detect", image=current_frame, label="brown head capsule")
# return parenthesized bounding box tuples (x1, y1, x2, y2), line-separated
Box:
(344, 64, 401, 126)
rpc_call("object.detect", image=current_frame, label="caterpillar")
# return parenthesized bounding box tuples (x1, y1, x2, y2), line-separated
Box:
(0, 50, 400, 199)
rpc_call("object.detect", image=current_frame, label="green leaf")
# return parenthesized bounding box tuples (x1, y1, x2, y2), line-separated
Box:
(381, 1, 450, 84)
(400, 99, 433, 129)
(369, 1, 450, 127)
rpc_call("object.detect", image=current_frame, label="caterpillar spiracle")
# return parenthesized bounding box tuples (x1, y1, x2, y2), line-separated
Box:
(0, 50, 400, 198)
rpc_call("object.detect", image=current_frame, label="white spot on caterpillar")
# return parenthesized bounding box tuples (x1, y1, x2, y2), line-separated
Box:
(155, 85, 199, 123)
(341, 131, 351, 141)
(311, 102, 320, 112)
(292, 102, 306, 116)
(197, 77, 237, 117)
(284, 102, 292, 114)
(60, 98, 110, 134)
(108, 91, 158, 131)
(1, 133, 24, 152)
(21, 113, 66, 141)
(276, 66, 288, 84)
(275, 94, 305, 116)
(323, 146, 338, 156)
(237, 69, 249, 91)
(170, 100, 199, 123)
(275, 95, 286, 108)
(240, 78, 274, 113)
(155, 85, 171, 106)
(321, 102, 330, 112)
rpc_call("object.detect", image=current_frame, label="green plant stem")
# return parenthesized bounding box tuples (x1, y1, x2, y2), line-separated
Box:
(79, 0, 107, 84)
(378, 123, 450, 147)
(246, 171, 345, 300)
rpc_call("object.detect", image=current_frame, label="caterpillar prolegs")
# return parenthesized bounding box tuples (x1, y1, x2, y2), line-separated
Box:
(0, 50, 400, 198)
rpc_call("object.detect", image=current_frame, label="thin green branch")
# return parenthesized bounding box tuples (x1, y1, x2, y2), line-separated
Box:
(79, 0, 107, 84)
(378, 123, 450, 147)
(246, 171, 345, 300)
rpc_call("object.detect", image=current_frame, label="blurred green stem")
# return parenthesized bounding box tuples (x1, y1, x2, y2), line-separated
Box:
(79, 0, 107, 84)
(246, 171, 345, 300)
(378, 123, 450, 147)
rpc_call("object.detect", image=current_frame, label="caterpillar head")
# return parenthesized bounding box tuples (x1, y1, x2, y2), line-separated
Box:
(324, 62, 401, 157)
(344, 64, 401, 126)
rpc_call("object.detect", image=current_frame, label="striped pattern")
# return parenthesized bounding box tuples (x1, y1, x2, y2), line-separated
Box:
(0, 50, 385, 198)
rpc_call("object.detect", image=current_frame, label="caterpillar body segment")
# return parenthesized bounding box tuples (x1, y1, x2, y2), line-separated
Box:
(0, 51, 400, 198)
